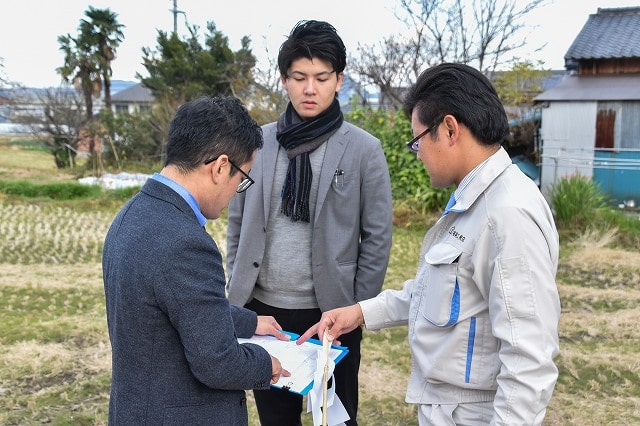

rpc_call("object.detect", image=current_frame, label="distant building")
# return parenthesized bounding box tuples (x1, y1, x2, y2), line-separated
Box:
(111, 83, 155, 115)
(0, 80, 139, 131)
(535, 7, 640, 205)
(337, 74, 381, 112)
(0, 86, 73, 123)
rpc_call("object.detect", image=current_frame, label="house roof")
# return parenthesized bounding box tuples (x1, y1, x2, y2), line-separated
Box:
(534, 74, 640, 101)
(111, 83, 154, 103)
(111, 80, 137, 94)
(565, 7, 640, 62)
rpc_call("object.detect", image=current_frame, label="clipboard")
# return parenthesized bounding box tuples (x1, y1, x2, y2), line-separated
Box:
(238, 330, 349, 395)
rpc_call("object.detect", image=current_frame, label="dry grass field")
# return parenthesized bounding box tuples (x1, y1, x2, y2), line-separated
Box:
(1, 136, 639, 425)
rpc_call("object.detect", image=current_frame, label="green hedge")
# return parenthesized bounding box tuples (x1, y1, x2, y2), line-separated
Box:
(346, 105, 452, 212)
(0, 180, 102, 200)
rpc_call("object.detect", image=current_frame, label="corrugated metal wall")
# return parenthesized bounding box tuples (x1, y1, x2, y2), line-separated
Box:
(620, 102, 640, 149)
(594, 101, 640, 204)
(540, 101, 640, 204)
(593, 151, 640, 205)
(540, 102, 597, 193)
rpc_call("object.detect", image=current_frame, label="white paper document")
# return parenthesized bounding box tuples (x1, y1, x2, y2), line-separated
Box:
(238, 331, 348, 396)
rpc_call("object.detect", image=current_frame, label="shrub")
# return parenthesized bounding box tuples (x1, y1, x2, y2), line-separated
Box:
(8, 139, 51, 153)
(345, 105, 452, 212)
(549, 174, 606, 228)
(0, 180, 101, 200)
(106, 186, 141, 201)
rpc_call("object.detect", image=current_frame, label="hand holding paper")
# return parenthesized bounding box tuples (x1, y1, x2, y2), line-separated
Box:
(270, 355, 290, 384)
(255, 315, 291, 341)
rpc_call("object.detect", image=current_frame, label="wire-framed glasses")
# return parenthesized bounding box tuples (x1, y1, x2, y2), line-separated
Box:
(204, 157, 254, 193)
(406, 117, 444, 153)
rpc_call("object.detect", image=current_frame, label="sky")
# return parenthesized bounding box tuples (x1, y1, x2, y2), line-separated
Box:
(1, 0, 638, 88)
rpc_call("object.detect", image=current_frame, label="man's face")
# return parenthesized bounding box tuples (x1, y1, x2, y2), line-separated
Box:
(281, 57, 343, 120)
(205, 153, 255, 220)
(411, 109, 452, 189)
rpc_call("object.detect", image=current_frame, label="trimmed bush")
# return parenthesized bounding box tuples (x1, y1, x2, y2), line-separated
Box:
(346, 105, 452, 212)
(0, 180, 102, 200)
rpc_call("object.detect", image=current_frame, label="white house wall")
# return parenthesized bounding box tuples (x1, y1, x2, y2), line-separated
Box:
(539, 101, 597, 195)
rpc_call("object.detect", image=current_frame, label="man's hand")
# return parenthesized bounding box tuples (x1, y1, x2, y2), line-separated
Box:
(255, 315, 290, 341)
(296, 304, 365, 346)
(270, 356, 290, 384)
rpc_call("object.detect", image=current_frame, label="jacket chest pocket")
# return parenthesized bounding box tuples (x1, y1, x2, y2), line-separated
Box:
(420, 242, 463, 327)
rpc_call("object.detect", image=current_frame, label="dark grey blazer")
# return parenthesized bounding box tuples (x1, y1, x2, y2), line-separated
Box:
(103, 179, 272, 425)
(226, 121, 393, 311)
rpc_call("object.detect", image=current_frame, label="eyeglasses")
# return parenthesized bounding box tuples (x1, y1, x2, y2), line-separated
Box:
(406, 117, 444, 153)
(204, 157, 255, 193)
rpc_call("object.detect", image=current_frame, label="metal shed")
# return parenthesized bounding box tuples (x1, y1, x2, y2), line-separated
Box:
(535, 7, 640, 205)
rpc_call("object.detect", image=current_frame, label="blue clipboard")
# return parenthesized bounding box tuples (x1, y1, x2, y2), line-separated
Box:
(238, 330, 349, 395)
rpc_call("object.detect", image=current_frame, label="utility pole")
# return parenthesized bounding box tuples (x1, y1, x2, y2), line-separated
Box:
(169, 0, 185, 34)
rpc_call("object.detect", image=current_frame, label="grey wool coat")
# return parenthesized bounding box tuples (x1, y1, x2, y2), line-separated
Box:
(103, 179, 272, 425)
(226, 121, 393, 311)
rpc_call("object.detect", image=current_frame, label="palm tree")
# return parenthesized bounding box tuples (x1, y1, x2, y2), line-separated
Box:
(57, 7, 124, 174)
(57, 33, 101, 120)
(80, 7, 124, 111)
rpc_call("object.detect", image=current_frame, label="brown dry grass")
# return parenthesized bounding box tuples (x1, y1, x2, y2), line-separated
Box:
(0, 138, 75, 182)
(1, 139, 639, 425)
(546, 229, 640, 425)
(2, 225, 640, 425)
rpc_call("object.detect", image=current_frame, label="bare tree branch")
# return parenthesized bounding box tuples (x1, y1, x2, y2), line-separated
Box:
(349, 0, 548, 109)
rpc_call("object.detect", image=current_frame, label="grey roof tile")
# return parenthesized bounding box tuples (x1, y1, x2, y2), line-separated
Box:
(565, 7, 640, 60)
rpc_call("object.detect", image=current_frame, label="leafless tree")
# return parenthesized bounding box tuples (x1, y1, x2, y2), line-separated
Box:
(0, 58, 9, 88)
(0, 58, 19, 116)
(15, 85, 87, 168)
(246, 39, 288, 125)
(350, 0, 547, 110)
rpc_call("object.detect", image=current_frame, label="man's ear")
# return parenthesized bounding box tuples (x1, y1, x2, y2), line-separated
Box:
(211, 155, 229, 169)
(208, 155, 229, 184)
(443, 115, 459, 144)
(335, 72, 344, 92)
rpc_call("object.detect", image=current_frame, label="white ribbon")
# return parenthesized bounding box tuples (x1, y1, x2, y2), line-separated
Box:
(306, 336, 350, 426)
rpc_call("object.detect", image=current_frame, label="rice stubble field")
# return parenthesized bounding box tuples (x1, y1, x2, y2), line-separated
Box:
(1, 138, 639, 425)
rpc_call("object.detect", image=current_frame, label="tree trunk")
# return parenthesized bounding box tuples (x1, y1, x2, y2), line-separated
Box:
(103, 69, 112, 111)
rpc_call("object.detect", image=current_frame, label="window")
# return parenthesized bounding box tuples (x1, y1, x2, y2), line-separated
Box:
(115, 104, 129, 115)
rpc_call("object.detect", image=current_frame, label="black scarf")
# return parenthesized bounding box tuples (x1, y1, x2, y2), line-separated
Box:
(276, 98, 343, 222)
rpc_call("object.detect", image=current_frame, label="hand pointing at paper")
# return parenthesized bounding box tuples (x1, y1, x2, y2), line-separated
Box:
(297, 304, 365, 347)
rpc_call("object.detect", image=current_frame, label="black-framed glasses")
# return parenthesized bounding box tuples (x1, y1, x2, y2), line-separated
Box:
(406, 117, 444, 153)
(204, 157, 255, 193)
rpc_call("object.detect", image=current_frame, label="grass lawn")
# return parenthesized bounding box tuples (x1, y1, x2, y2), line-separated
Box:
(1, 136, 639, 425)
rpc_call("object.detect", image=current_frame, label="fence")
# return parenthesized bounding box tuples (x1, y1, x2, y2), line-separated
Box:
(541, 147, 640, 205)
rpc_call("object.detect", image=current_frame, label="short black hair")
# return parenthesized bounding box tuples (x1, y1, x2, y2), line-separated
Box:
(403, 63, 509, 146)
(164, 96, 263, 172)
(277, 20, 347, 77)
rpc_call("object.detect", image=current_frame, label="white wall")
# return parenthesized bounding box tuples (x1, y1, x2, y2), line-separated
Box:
(539, 101, 597, 195)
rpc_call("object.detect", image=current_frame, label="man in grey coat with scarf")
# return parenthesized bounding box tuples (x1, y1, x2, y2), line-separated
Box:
(226, 20, 393, 426)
